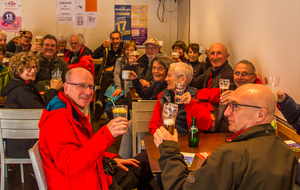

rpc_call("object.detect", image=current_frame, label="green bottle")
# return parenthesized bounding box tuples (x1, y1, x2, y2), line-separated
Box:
(44, 80, 50, 100)
(188, 117, 199, 147)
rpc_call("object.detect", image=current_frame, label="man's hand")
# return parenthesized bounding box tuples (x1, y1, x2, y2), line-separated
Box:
(153, 127, 178, 148)
(113, 158, 139, 172)
(129, 71, 138, 80)
(105, 66, 114, 72)
(103, 40, 111, 48)
(128, 54, 137, 65)
(50, 78, 63, 91)
(139, 79, 150, 88)
(112, 89, 122, 97)
(180, 92, 191, 105)
(277, 90, 286, 103)
(220, 90, 233, 105)
(107, 117, 128, 137)
(30, 42, 42, 52)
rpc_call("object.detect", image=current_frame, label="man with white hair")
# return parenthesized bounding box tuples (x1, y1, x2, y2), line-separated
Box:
(66, 33, 94, 77)
(154, 84, 297, 190)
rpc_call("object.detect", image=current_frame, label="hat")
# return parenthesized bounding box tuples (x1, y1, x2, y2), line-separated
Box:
(143, 38, 159, 46)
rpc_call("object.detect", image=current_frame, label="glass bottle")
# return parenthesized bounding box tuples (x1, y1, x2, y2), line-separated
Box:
(188, 117, 199, 147)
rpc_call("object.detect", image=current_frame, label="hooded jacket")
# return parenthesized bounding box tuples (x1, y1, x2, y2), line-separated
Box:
(1, 78, 58, 108)
(149, 86, 214, 135)
(66, 46, 95, 77)
(39, 92, 117, 190)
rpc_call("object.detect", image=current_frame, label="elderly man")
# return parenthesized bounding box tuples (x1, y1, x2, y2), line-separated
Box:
(190, 43, 234, 89)
(15, 30, 32, 53)
(34, 34, 69, 91)
(39, 68, 152, 190)
(66, 33, 94, 77)
(135, 38, 160, 88)
(154, 84, 297, 190)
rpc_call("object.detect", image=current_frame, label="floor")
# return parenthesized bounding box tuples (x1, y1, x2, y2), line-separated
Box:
(0, 108, 159, 190)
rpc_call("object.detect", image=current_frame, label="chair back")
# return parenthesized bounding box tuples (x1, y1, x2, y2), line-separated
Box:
(29, 141, 48, 190)
(132, 100, 157, 156)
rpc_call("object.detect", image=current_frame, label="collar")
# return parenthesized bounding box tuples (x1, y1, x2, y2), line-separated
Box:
(211, 60, 229, 77)
(227, 124, 275, 142)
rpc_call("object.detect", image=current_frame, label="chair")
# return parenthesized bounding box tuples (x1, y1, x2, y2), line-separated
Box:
(0, 109, 43, 190)
(93, 58, 103, 114)
(132, 100, 157, 156)
(28, 141, 47, 190)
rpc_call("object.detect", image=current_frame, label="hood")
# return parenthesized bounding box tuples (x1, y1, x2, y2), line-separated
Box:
(39, 92, 92, 133)
(1, 78, 26, 97)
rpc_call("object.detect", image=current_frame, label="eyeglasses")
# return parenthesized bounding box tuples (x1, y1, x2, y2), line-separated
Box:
(25, 66, 37, 72)
(22, 36, 32, 40)
(228, 102, 262, 113)
(67, 83, 95, 90)
(43, 44, 56, 48)
(234, 71, 255, 77)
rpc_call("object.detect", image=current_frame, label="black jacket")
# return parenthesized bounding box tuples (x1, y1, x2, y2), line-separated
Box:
(1, 78, 58, 109)
(186, 60, 207, 79)
(132, 79, 167, 100)
(92, 43, 123, 68)
(135, 54, 154, 84)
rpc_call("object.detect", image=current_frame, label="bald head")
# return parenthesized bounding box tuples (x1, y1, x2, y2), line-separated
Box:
(65, 67, 93, 83)
(209, 43, 229, 70)
(225, 84, 276, 133)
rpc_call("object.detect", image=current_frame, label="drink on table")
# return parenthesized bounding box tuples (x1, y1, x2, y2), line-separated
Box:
(175, 83, 186, 104)
(112, 105, 128, 119)
(162, 103, 178, 134)
(164, 118, 175, 135)
(188, 117, 199, 147)
(265, 76, 280, 101)
(219, 79, 230, 104)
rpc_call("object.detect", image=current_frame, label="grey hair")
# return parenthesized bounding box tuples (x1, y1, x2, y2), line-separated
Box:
(150, 54, 173, 73)
(69, 33, 85, 46)
(236, 59, 256, 73)
(169, 62, 193, 85)
(57, 35, 67, 44)
(0, 30, 7, 37)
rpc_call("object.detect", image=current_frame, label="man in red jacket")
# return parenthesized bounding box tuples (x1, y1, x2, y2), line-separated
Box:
(39, 68, 150, 190)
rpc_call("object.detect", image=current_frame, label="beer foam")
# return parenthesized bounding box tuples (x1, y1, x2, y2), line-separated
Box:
(164, 118, 175, 125)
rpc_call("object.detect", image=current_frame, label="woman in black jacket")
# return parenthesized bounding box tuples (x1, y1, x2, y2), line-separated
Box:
(1, 52, 63, 171)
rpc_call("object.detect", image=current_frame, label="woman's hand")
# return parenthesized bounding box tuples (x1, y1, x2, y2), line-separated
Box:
(50, 78, 63, 91)
(113, 158, 139, 172)
(129, 71, 138, 80)
(112, 89, 122, 97)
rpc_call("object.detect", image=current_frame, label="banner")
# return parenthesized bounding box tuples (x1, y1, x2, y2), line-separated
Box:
(115, 5, 131, 44)
(0, 1, 21, 32)
(115, 5, 148, 45)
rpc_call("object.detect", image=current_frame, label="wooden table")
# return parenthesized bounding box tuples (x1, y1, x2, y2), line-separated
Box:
(144, 132, 300, 174)
(129, 87, 141, 101)
(144, 133, 234, 173)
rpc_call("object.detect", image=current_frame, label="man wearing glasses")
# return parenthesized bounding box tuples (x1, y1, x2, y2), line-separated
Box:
(35, 34, 69, 91)
(15, 30, 32, 53)
(39, 68, 152, 190)
(154, 84, 297, 190)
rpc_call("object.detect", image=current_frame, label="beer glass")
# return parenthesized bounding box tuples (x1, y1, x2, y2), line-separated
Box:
(175, 83, 186, 104)
(36, 36, 43, 45)
(172, 52, 179, 62)
(14, 33, 20, 45)
(162, 103, 178, 135)
(265, 76, 280, 101)
(112, 105, 128, 119)
(57, 53, 64, 59)
(219, 79, 230, 105)
(52, 70, 62, 82)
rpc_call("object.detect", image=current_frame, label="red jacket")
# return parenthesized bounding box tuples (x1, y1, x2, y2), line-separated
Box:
(66, 46, 95, 78)
(149, 87, 215, 135)
(39, 92, 117, 190)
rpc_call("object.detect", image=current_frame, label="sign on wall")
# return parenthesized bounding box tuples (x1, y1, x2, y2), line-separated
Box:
(115, 5, 148, 45)
(0, 1, 21, 32)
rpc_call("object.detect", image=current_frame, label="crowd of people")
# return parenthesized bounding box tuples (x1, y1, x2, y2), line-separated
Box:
(0, 29, 300, 189)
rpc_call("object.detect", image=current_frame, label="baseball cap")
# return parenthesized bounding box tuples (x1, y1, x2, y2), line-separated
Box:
(143, 38, 159, 46)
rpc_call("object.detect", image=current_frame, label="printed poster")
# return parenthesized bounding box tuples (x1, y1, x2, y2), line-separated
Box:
(0, 1, 21, 32)
(115, 5, 131, 44)
(57, 0, 97, 28)
(131, 5, 147, 46)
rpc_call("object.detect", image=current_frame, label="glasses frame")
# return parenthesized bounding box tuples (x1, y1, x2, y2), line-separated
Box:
(67, 83, 96, 90)
(228, 102, 262, 113)
(25, 66, 37, 72)
(234, 71, 255, 77)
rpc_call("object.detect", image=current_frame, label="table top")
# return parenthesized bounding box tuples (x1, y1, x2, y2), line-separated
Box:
(143, 133, 234, 173)
(129, 87, 141, 101)
(144, 132, 300, 174)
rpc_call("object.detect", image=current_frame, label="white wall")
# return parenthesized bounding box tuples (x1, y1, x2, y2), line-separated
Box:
(190, 0, 300, 106)
(4, 0, 178, 55)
